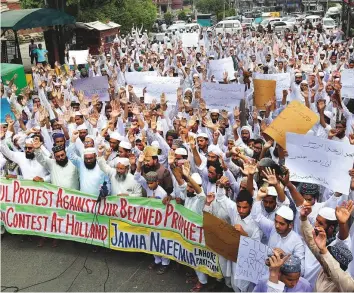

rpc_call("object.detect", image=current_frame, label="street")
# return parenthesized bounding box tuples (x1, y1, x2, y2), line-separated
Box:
(1, 233, 194, 292)
(19, 41, 45, 73)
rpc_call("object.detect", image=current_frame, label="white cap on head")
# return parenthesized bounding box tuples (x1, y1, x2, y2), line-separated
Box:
(151, 141, 160, 149)
(318, 207, 336, 221)
(276, 206, 294, 221)
(188, 132, 197, 139)
(267, 186, 278, 196)
(25, 138, 34, 144)
(110, 132, 122, 141)
(114, 157, 130, 167)
(191, 173, 202, 185)
(210, 109, 219, 114)
(83, 147, 96, 155)
(75, 111, 82, 116)
(119, 141, 132, 150)
(192, 73, 199, 78)
(207, 145, 222, 156)
(324, 111, 333, 119)
(77, 124, 88, 131)
(175, 148, 187, 156)
(197, 133, 208, 139)
(319, 72, 324, 77)
(301, 80, 308, 85)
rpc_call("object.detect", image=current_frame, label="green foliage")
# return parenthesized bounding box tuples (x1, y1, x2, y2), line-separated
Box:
(196, 0, 224, 15)
(21, 0, 157, 33)
(164, 12, 173, 26)
(20, 0, 43, 9)
(178, 10, 187, 21)
(216, 8, 235, 21)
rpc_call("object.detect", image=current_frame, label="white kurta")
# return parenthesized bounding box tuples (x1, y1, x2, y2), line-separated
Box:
(35, 149, 79, 190)
(0, 142, 50, 181)
(97, 157, 142, 197)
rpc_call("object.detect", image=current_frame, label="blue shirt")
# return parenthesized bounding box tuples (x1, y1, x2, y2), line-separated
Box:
(253, 277, 312, 292)
(34, 48, 48, 62)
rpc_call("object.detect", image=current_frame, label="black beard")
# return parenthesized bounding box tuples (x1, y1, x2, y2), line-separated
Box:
(56, 157, 69, 167)
(143, 165, 154, 173)
(187, 191, 196, 198)
(25, 152, 35, 160)
(84, 160, 96, 170)
(295, 80, 301, 85)
(208, 177, 217, 184)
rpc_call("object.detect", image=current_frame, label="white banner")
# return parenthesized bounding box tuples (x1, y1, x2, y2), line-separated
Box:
(253, 72, 291, 101)
(209, 57, 235, 81)
(124, 71, 158, 85)
(286, 133, 354, 194)
(128, 76, 180, 104)
(181, 33, 199, 48)
(68, 50, 89, 65)
(341, 69, 354, 99)
(235, 236, 272, 284)
(201, 82, 245, 111)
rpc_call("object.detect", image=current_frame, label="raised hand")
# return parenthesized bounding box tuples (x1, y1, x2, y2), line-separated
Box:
(97, 144, 106, 157)
(262, 167, 278, 186)
(71, 130, 79, 142)
(138, 152, 145, 163)
(151, 115, 157, 130)
(300, 201, 312, 218)
(181, 161, 191, 178)
(206, 192, 215, 204)
(312, 226, 327, 251)
(335, 200, 354, 224)
(241, 162, 258, 176)
(33, 137, 42, 149)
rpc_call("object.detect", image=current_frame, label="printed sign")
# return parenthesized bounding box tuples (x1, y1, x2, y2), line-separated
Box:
(201, 82, 245, 111)
(264, 101, 318, 149)
(181, 33, 199, 48)
(125, 71, 158, 85)
(286, 133, 354, 194)
(235, 236, 272, 284)
(72, 76, 109, 101)
(0, 179, 222, 278)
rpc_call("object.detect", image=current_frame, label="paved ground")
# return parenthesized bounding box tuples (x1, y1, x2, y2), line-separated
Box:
(19, 41, 45, 73)
(1, 233, 197, 292)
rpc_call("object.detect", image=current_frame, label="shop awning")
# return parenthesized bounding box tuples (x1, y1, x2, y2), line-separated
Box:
(1, 8, 76, 31)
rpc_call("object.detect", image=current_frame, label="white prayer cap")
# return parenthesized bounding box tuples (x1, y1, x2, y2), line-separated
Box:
(207, 145, 222, 156)
(176, 53, 182, 57)
(209, 54, 215, 58)
(175, 148, 188, 156)
(350, 45, 354, 49)
(114, 157, 130, 167)
(75, 111, 82, 116)
(318, 207, 336, 221)
(276, 206, 294, 221)
(85, 135, 95, 141)
(33, 125, 41, 131)
(119, 141, 132, 150)
(197, 133, 208, 139)
(210, 109, 219, 114)
(159, 54, 165, 60)
(184, 88, 193, 94)
(77, 124, 88, 131)
(83, 147, 96, 155)
(301, 80, 308, 85)
(298, 52, 304, 56)
(151, 141, 160, 149)
(192, 73, 199, 78)
(267, 186, 278, 197)
(191, 173, 202, 185)
(319, 72, 324, 77)
(110, 132, 122, 141)
(25, 138, 34, 144)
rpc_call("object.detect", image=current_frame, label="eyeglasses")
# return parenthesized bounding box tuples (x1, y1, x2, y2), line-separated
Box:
(25, 147, 33, 150)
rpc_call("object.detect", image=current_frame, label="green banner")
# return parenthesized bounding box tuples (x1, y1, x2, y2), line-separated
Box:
(0, 178, 222, 278)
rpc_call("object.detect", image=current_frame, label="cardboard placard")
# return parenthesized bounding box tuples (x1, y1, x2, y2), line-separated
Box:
(203, 211, 240, 262)
(264, 101, 318, 149)
(253, 79, 276, 110)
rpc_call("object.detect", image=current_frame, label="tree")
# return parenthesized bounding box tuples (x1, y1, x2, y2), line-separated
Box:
(178, 10, 187, 21)
(195, 0, 224, 16)
(164, 12, 173, 26)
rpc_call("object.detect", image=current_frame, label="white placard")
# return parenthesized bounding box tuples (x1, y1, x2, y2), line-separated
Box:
(209, 57, 235, 81)
(201, 82, 245, 111)
(181, 33, 199, 48)
(286, 133, 354, 194)
(124, 71, 158, 85)
(128, 76, 180, 104)
(253, 72, 291, 101)
(301, 64, 314, 74)
(235, 236, 272, 284)
(68, 50, 89, 65)
(341, 69, 354, 99)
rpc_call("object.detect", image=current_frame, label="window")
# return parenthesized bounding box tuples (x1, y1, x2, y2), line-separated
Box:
(224, 23, 233, 28)
(104, 35, 115, 43)
(216, 23, 223, 28)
